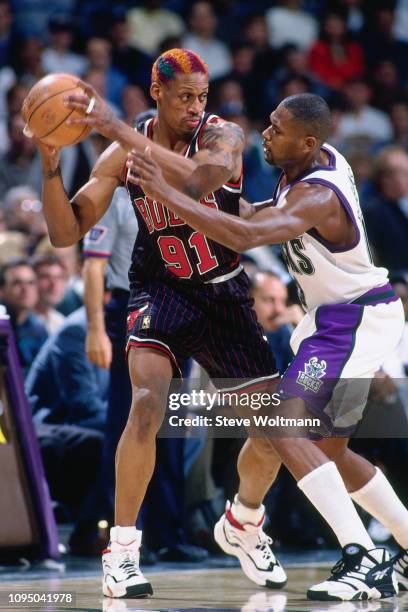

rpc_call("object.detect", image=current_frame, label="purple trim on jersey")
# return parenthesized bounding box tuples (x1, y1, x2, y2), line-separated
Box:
(279, 302, 365, 432)
(82, 250, 111, 258)
(303, 178, 361, 253)
(351, 282, 399, 306)
(273, 146, 337, 201)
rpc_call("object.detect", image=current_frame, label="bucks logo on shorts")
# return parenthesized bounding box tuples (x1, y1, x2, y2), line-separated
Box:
(297, 357, 327, 393)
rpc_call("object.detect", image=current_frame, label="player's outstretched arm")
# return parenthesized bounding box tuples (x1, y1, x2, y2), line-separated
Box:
(40, 141, 125, 247)
(64, 81, 243, 199)
(129, 148, 337, 251)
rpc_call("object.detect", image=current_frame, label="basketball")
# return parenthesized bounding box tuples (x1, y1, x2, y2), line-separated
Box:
(22, 73, 92, 148)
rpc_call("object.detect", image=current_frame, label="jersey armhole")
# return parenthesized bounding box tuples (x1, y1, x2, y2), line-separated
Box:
(303, 178, 361, 253)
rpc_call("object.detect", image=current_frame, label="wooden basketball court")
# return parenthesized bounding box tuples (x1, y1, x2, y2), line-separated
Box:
(0, 566, 404, 611)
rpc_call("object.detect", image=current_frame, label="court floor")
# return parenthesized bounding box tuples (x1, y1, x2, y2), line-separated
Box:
(0, 564, 406, 612)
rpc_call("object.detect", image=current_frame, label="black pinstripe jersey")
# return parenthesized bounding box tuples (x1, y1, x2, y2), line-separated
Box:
(126, 112, 243, 286)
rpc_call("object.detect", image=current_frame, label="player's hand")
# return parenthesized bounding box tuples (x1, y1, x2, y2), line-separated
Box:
(35, 138, 61, 175)
(127, 146, 169, 201)
(86, 329, 112, 369)
(63, 79, 119, 140)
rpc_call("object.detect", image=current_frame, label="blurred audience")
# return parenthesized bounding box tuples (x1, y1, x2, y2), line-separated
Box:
(32, 255, 67, 334)
(126, 0, 185, 57)
(266, 0, 318, 51)
(42, 16, 87, 76)
(250, 270, 294, 375)
(337, 78, 393, 145)
(363, 146, 408, 275)
(26, 306, 108, 431)
(84, 37, 128, 112)
(309, 10, 365, 90)
(0, 258, 47, 373)
(183, 1, 232, 80)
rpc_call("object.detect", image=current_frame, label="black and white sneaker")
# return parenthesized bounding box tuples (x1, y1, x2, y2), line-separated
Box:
(213, 501, 287, 588)
(307, 544, 398, 601)
(102, 529, 153, 598)
(393, 547, 408, 591)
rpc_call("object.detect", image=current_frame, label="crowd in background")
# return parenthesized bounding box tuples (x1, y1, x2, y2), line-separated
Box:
(0, 0, 408, 558)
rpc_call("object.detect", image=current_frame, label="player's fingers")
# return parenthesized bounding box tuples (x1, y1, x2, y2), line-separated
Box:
(77, 79, 96, 98)
(66, 116, 94, 126)
(64, 93, 89, 107)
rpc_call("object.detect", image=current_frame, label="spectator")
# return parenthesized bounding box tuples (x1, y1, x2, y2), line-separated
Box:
(109, 14, 152, 91)
(10, 0, 76, 38)
(390, 101, 408, 151)
(337, 78, 393, 145)
(361, 5, 408, 78)
(25, 306, 108, 431)
(0, 258, 47, 373)
(371, 59, 407, 113)
(183, 1, 232, 81)
(0, 81, 29, 154)
(34, 238, 83, 316)
(364, 146, 408, 274)
(309, 10, 365, 90)
(0, 230, 28, 265)
(126, 0, 185, 57)
(3, 185, 47, 251)
(249, 270, 293, 375)
(243, 13, 276, 82)
(265, 0, 318, 51)
(0, 0, 19, 68)
(0, 114, 42, 195)
(42, 16, 87, 76)
(122, 86, 149, 126)
(266, 43, 329, 109)
(25, 305, 110, 556)
(32, 255, 67, 334)
(84, 38, 128, 111)
(15, 36, 45, 87)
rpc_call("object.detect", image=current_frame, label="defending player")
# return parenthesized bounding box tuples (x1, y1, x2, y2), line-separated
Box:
(129, 93, 408, 602)
(29, 49, 288, 598)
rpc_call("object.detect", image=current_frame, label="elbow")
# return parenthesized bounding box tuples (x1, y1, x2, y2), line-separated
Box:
(49, 232, 77, 248)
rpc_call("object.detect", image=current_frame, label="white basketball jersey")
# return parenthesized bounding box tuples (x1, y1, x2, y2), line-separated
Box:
(273, 143, 389, 311)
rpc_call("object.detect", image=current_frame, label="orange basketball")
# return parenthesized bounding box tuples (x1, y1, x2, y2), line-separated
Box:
(22, 73, 92, 147)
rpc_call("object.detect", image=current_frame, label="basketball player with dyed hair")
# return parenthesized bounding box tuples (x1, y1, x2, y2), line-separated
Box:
(129, 93, 408, 602)
(32, 49, 288, 597)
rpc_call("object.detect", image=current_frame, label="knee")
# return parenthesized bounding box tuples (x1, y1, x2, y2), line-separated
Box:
(126, 387, 164, 441)
(314, 439, 348, 463)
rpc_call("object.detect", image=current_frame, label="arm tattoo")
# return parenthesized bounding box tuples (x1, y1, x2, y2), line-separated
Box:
(200, 121, 244, 169)
(44, 166, 62, 179)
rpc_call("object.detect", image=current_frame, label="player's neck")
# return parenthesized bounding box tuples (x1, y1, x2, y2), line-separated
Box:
(153, 117, 190, 154)
(282, 150, 322, 184)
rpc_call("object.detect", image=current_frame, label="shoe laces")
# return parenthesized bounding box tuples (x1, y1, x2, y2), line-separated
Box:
(329, 552, 364, 580)
(244, 528, 274, 560)
(117, 549, 140, 579)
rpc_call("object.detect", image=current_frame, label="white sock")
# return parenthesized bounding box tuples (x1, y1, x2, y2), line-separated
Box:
(298, 461, 374, 550)
(351, 467, 408, 549)
(110, 526, 140, 546)
(231, 494, 265, 525)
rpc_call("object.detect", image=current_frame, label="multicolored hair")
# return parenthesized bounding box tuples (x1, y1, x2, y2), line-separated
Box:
(151, 48, 208, 85)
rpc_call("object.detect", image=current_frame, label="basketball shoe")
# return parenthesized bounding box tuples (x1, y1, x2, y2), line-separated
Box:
(307, 543, 398, 601)
(213, 500, 287, 588)
(393, 547, 408, 591)
(102, 528, 153, 598)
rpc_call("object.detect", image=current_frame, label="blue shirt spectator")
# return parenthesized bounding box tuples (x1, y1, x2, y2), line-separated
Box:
(0, 258, 47, 374)
(25, 307, 109, 431)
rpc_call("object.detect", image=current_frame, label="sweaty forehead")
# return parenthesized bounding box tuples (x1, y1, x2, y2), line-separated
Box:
(167, 72, 209, 92)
